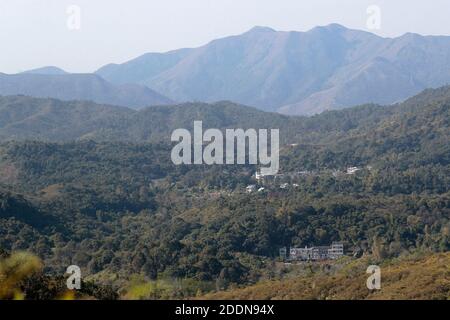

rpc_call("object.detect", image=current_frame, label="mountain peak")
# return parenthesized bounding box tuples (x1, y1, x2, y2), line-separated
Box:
(22, 66, 68, 75)
(309, 23, 348, 33)
(95, 24, 450, 115)
(323, 23, 347, 30)
(247, 26, 276, 33)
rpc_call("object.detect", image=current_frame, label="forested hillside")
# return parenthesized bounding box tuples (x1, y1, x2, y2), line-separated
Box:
(0, 85, 449, 145)
(0, 86, 449, 299)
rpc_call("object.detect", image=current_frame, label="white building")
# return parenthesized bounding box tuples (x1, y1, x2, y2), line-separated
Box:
(327, 242, 344, 259)
(346, 167, 361, 175)
(287, 242, 344, 261)
(290, 247, 310, 260)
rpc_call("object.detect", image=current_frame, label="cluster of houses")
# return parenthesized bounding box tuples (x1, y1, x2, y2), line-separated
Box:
(255, 166, 364, 181)
(255, 169, 313, 182)
(246, 182, 301, 193)
(280, 242, 344, 261)
(247, 166, 365, 193)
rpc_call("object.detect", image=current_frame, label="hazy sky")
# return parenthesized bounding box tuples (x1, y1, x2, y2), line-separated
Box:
(1, 0, 450, 74)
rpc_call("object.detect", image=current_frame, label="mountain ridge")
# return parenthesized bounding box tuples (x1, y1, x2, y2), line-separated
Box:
(21, 66, 68, 75)
(0, 73, 173, 110)
(95, 24, 450, 115)
(0, 85, 448, 146)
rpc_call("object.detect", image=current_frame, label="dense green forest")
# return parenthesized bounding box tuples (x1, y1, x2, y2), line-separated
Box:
(0, 86, 449, 299)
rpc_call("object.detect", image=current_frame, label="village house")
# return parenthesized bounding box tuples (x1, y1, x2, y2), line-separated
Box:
(346, 167, 361, 175)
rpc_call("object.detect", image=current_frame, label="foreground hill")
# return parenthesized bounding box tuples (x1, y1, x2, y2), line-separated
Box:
(0, 135, 448, 296)
(200, 252, 450, 300)
(97, 24, 450, 114)
(0, 73, 172, 109)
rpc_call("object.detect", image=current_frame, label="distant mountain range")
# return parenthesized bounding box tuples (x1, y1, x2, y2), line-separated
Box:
(0, 72, 173, 109)
(96, 24, 450, 114)
(5, 24, 450, 114)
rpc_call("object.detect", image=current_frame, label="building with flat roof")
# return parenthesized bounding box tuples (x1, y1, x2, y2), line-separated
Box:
(287, 242, 344, 261)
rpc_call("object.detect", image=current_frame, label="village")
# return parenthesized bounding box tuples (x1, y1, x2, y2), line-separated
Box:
(245, 166, 370, 193)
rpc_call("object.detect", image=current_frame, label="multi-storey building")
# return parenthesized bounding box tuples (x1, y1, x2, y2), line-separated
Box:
(287, 242, 344, 261)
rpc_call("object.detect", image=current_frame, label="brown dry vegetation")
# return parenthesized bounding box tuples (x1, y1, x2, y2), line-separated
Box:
(200, 252, 450, 300)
